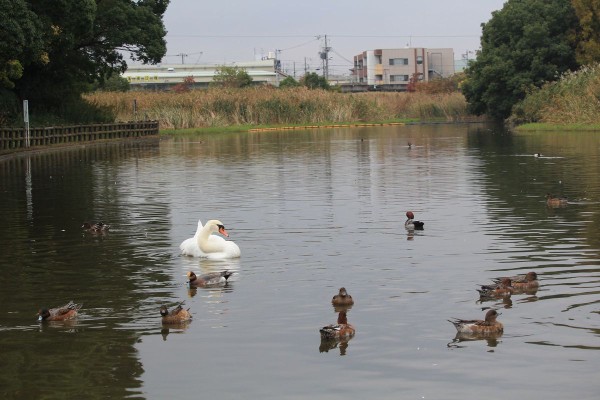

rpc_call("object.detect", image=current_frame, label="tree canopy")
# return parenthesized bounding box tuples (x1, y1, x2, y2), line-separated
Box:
(278, 76, 300, 88)
(572, 0, 600, 64)
(300, 72, 330, 90)
(463, 0, 579, 120)
(1, 0, 169, 120)
(211, 66, 253, 88)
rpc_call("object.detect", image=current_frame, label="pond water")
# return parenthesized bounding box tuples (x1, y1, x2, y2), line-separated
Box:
(0, 123, 599, 400)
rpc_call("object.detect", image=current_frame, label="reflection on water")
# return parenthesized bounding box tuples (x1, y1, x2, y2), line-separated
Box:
(448, 331, 503, 349)
(319, 336, 353, 355)
(1, 126, 600, 399)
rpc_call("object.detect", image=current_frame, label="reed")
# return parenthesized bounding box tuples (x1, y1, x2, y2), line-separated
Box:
(85, 87, 471, 129)
(511, 63, 600, 125)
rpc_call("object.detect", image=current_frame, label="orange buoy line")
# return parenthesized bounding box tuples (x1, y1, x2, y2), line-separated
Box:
(248, 122, 405, 132)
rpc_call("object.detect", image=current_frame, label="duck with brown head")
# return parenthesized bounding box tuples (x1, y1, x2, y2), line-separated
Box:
(448, 309, 503, 334)
(477, 278, 514, 299)
(546, 193, 568, 207)
(493, 271, 539, 290)
(187, 270, 234, 287)
(331, 287, 354, 307)
(320, 311, 355, 339)
(405, 211, 424, 230)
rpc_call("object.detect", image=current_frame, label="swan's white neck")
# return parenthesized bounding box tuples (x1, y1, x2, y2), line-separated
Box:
(197, 220, 224, 253)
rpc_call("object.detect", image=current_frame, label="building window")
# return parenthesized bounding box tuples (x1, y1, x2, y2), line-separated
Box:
(389, 58, 409, 66)
(390, 75, 409, 82)
(416, 56, 423, 65)
(375, 55, 382, 64)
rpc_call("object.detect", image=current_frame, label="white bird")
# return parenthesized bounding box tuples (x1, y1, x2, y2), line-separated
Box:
(180, 219, 241, 259)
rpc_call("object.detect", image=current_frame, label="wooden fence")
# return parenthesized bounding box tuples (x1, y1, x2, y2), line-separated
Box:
(0, 121, 159, 153)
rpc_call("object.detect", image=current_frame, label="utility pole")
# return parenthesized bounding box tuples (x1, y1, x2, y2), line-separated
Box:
(176, 53, 188, 64)
(319, 35, 331, 79)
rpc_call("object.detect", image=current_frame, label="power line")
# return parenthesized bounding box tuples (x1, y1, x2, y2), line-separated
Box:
(166, 33, 480, 39)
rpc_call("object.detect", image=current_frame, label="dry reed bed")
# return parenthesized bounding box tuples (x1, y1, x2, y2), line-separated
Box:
(85, 87, 469, 129)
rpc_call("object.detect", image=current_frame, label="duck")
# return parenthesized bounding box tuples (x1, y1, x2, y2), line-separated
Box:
(180, 219, 241, 259)
(405, 211, 424, 230)
(38, 300, 82, 321)
(187, 270, 234, 287)
(81, 221, 110, 233)
(331, 287, 354, 307)
(320, 311, 355, 340)
(534, 153, 542, 157)
(477, 278, 513, 298)
(493, 271, 539, 290)
(448, 309, 503, 334)
(546, 193, 568, 207)
(160, 303, 192, 324)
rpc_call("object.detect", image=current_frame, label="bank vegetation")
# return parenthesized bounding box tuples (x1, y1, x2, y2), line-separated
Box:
(510, 63, 600, 130)
(85, 86, 473, 130)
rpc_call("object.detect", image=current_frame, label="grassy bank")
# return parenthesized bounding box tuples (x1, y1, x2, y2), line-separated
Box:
(516, 123, 600, 131)
(511, 63, 600, 128)
(85, 86, 472, 130)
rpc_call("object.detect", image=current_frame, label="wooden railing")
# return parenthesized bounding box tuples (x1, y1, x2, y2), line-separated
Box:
(0, 121, 159, 153)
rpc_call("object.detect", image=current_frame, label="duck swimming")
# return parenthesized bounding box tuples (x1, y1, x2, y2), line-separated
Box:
(405, 211, 424, 230)
(448, 309, 503, 334)
(477, 278, 514, 299)
(546, 193, 568, 207)
(331, 287, 354, 307)
(187, 271, 234, 287)
(81, 222, 110, 233)
(320, 311, 355, 340)
(38, 301, 82, 321)
(160, 304, 192, 324)
(493, 271, 539, 290)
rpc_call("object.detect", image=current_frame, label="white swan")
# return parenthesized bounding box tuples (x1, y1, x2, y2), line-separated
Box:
(179, 219, 205, 257)
(180, 219, 241, 259)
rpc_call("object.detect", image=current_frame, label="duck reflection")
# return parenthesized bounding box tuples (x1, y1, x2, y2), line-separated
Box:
(476, 295, 513, 309)
(160, 323, 191, 341)
(447, 331, 503, 349)
(187, 282, 234, 298)
(38, 318, 81, 333)
(319, 337, 352, 355)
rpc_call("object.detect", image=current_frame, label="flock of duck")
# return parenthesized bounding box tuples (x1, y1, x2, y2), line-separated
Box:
(39, 211, 546, 345)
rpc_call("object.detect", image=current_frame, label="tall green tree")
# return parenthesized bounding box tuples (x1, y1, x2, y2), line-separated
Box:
(0, 0, 45, 90)
(211, 66, 253, 88)
(278, 76, 300, 88)
(9, 0, 168, 113)
(572, 0, 600, 64)
(300, 72, 330, 90)
(463, 0, 579, 120)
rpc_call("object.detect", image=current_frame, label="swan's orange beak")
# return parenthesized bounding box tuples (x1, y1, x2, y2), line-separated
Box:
(218, 226, 229, 237)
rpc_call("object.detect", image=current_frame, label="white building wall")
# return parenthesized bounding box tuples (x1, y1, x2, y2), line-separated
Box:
(365, 51, 377, 85)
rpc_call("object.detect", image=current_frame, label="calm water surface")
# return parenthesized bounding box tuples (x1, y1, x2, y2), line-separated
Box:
(0, 124, 599, 399)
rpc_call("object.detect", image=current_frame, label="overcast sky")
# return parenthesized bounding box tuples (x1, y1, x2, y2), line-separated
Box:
(159, 0, 507, 76)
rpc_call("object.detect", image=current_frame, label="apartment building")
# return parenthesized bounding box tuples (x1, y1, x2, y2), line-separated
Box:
(352, 48, 454, 91)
